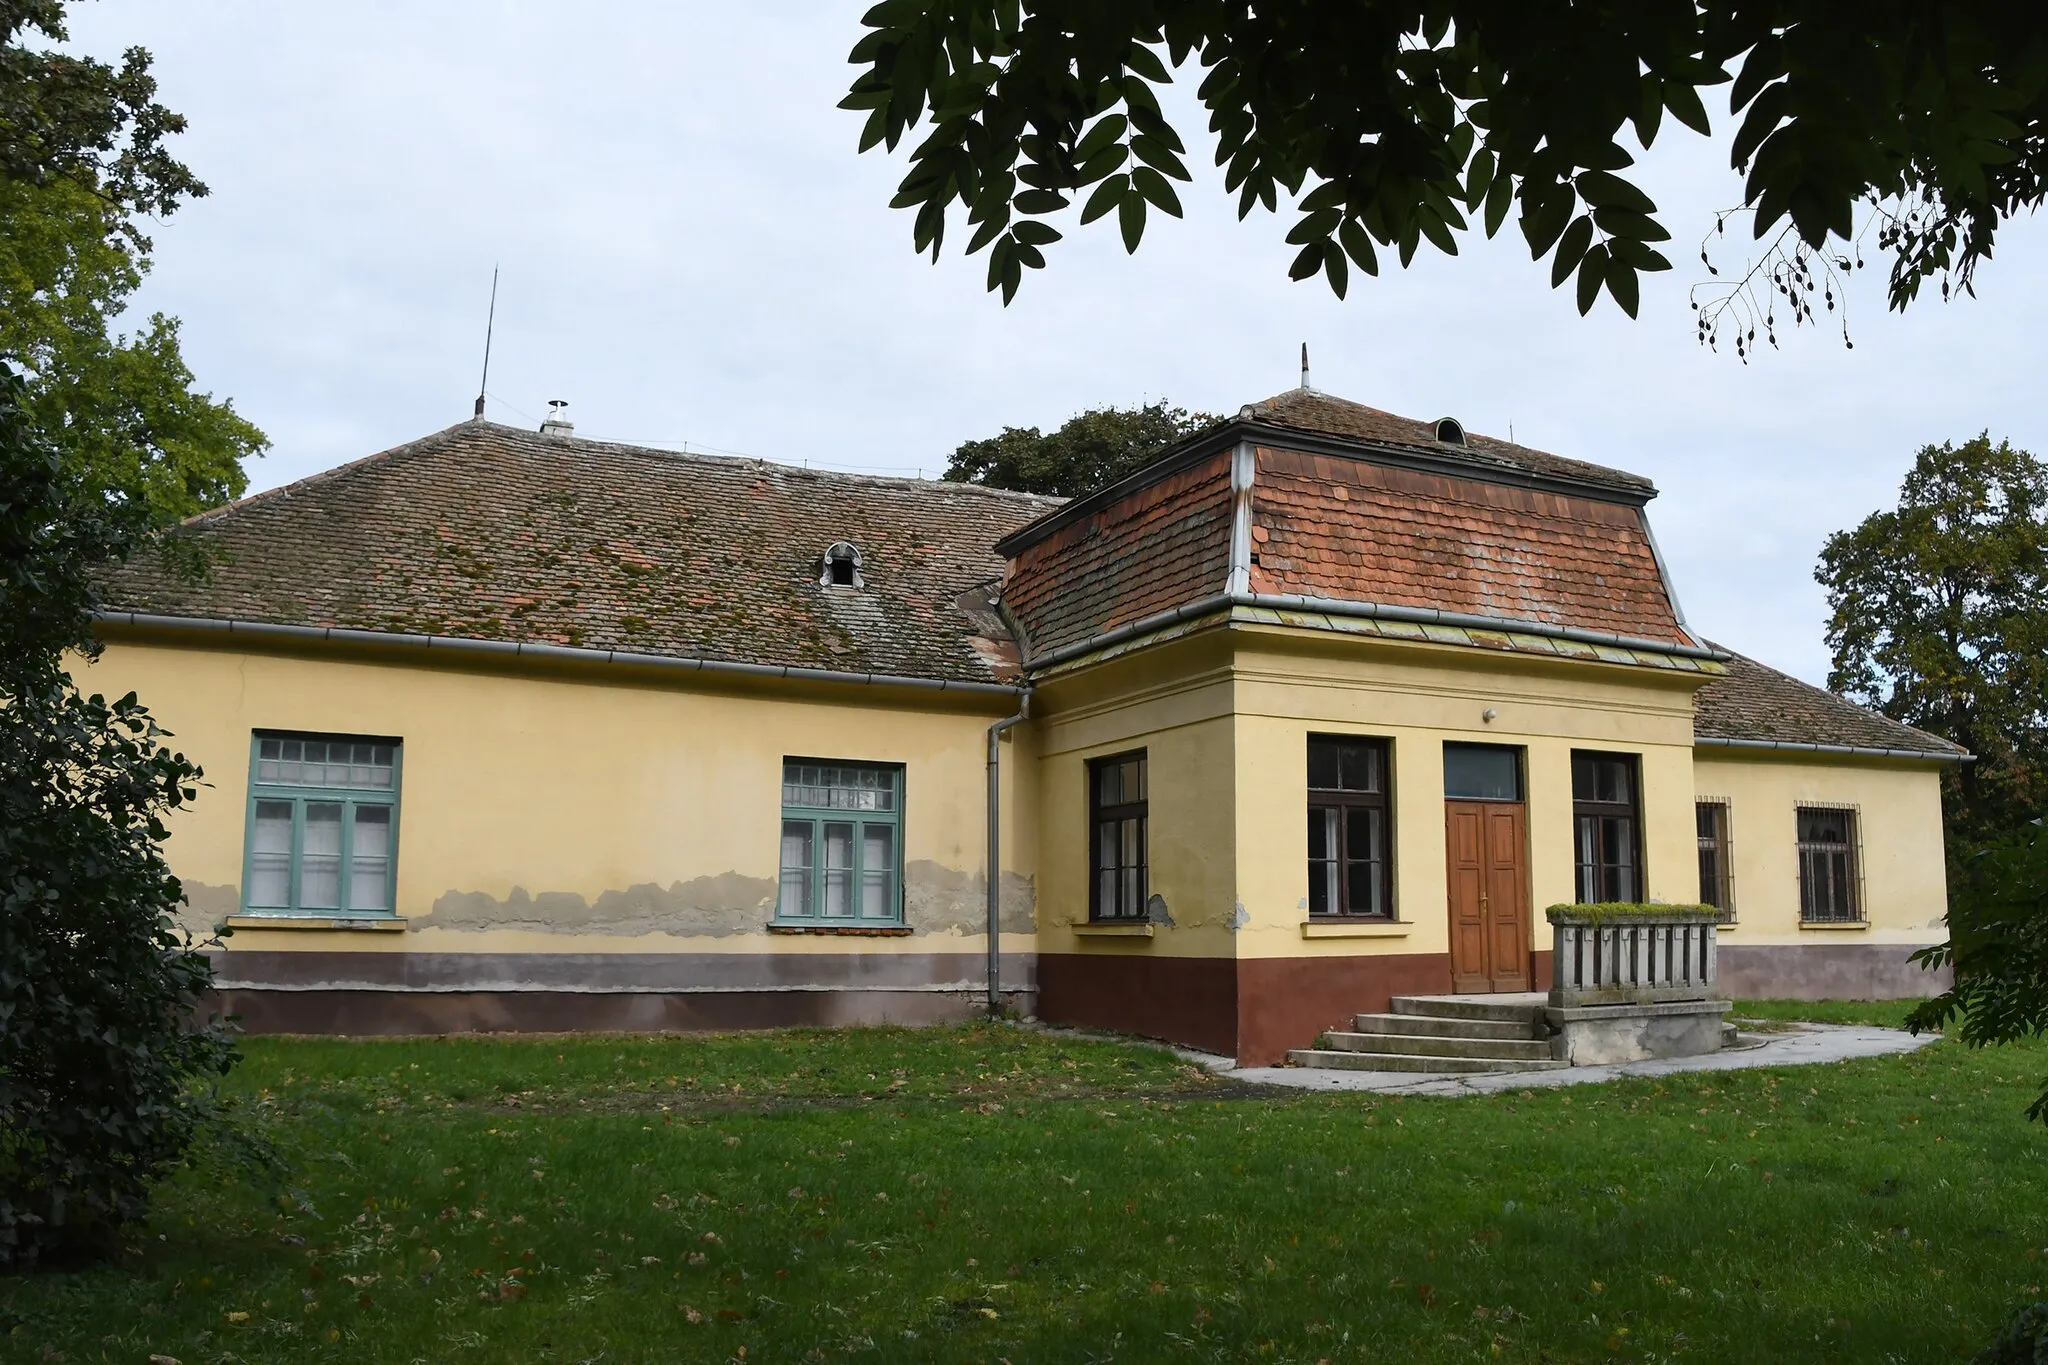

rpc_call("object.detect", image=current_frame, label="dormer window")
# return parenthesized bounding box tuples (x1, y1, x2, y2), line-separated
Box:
(1435, 417, 1467, 446)
(820, 541, 863, 589)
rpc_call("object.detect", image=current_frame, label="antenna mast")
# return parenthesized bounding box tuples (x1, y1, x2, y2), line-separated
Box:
(473, 266, 499, 419)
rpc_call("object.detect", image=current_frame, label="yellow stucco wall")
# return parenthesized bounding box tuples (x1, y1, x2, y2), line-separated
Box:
(80, 635, 1035, 961)
(1229, 629, 1702, 960)
(1030, 636, 1241, 959)
(1694, 749, 1949, 946)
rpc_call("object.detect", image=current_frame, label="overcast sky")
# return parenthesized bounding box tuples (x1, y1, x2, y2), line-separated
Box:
(65, 2, 2048, 685)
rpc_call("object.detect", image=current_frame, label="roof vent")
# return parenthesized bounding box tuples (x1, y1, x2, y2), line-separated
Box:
(1434, 417, 1466, 446)
(540, 400, 575, 438)
(819, 541, 863, 589)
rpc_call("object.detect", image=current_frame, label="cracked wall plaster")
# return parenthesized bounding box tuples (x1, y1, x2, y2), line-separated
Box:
(904, 862, 1036, 936)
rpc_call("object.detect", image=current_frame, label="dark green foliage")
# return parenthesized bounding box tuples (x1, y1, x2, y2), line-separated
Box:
(1, 11, 266, 521)
(844, 3, 2048, 317)
(1818, 435, 2048, 846)
(0, 0, 205, 246)
(943, 400, 1217, 496)
(1976, 1302, 2048, 1364)
(1909, 822, 2048, 1121)
(0, 368, 237, 1268)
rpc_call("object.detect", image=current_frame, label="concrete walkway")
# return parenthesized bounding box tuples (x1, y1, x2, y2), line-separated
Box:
(1207, 1022, 1936, 1097)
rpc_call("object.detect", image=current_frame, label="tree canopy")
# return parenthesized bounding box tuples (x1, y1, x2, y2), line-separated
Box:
(1817, 434, 2048, 844)
(844, 3, 2048, 342)
(1, 3, 264, 520)
(944, 400, 1216, 496)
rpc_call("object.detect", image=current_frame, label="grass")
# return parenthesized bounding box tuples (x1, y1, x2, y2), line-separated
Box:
(1731, 998, 1924, 1030)
(6, 1013, 2048, 1364)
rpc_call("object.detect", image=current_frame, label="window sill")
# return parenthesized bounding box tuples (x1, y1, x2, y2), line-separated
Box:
(1798, 920, 1869, 932)
(1072, 922, 1156, 938)
(225, 915, 406, 933)
(1301, 919, 1411, 939)
(767, 923, 914, 937)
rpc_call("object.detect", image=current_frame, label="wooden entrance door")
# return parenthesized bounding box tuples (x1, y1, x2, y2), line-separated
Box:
(1445, 800, 1531, 993)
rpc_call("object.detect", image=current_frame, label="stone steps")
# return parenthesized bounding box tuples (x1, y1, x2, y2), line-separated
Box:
(1350, 1010, 1535, 1041)
(1317, 1030, 1558, 1061)
(1289, 994, 1561, 1075)
(1285, 1048, 1570, 1075)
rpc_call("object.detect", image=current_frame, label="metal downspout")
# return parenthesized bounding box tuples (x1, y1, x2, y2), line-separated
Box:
(985, 690, 1031, 1016)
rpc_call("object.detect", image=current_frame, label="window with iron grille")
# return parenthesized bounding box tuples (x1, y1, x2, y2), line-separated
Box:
(1089, 751, 1148, 921)
(777, 761, 902, 923)
(1796, 805, 1862, 923)
(1696, 800, 1734, 919)
(1308, 735, 1393, 918)
(244, 732, 401, 916)
(1572, 751, 1641, 903)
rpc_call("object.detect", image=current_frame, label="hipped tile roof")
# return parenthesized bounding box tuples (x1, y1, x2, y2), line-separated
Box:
(100, 421, 1059, 685)
(1247, 389, 1655, 496)
(1694, 647, 1967, 758)
(1250, 447, 1688, 645)
(1000, 450, 1235, 655)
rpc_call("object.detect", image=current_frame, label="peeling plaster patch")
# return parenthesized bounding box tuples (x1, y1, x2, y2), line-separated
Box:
(1229, 899, 1251, 931)
(179, 881, 238, 938)
(905, 861, 1036, 936)
(1146, 893, 1175, 928)
(417, 874, 776, 936)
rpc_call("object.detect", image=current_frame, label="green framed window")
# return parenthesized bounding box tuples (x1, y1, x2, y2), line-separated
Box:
(777, 760, 902, 923)
(243, 732, 402, 915)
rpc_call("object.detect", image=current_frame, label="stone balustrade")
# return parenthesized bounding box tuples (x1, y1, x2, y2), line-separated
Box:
(1547, 905, 1721, 1009)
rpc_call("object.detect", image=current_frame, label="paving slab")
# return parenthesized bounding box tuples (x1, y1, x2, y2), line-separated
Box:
(1221, 1023, 1936, 1096)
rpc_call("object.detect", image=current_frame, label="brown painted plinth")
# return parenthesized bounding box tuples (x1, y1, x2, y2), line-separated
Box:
(1543, 998, 1732, 1066)
(1037, 952, 1238, 1057)
(1039, 950, 1461, 1065)
(1715, 943, 1948, 1001)
(216, 987, 1034, 1035)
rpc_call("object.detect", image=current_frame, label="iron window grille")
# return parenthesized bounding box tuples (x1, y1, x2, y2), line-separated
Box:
(777, 761, 903, 923)
(1696, 799, 1735, 921)
(1089, 751, 1149, 921)
(1571, 751, 1642, 903)
(1796, 804, 1863, 924)
(243, 732, 401, 916)
(1308, 735, 1393, 918)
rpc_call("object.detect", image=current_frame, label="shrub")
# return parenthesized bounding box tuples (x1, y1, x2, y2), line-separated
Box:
(0, 367, 237, 1268)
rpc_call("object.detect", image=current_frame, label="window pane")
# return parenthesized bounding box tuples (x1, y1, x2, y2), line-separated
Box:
(1121, 866, 1141, 920)
(249, 800, 293, 907)
(1133, 756, 1147, 802)
(1120, 817, 1140, 873)
(822, 823, 854, 917)
(348, 806, 392, 911)
(778, 820, 814, 917)
(1605, 817, 1636, 901)
(1345, 806, 1382, 862)
(301, 803, 342, 910)
(1347, 859, 1380, 917)
(1575, 814, 1599, 902)
(1308, 740, 1341, 791)
(1097, 762, 1122, 807)
(1338, 742, 1380, 793)
(1308, 805, 1332, 860)
(1444, 745, 1520, 800)
(860, 825, 894, 918)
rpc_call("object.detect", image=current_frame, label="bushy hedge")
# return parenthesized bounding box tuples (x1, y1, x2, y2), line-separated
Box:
(1544, 902, 1721, 925)
(1, 371, 237, 1268)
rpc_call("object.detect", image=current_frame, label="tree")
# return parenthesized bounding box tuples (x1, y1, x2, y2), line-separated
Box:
(944, 400, 1218, 496)
(2, 4, 265, 520)
(1817, 435, 2048, 845)
(843, 3, 2048, 341)
(0, 365, 237, 1268)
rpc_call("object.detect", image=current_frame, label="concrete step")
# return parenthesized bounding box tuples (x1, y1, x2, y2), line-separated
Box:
(1350, 1010, 1536, 1042)
(1319, 1030, 1557, 1062)
(1287, 1048, 1570, 1075)
(1390, 994, 1548, 1024)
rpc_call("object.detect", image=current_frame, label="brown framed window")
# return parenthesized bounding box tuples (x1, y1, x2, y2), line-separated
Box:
(1696, 800, 1733, 919)
(1308, 735, 1393, 918)
(1797, 806, 1861, 923)
(1572, 751, 1641, 902)
(1089, 751, 1148, 921)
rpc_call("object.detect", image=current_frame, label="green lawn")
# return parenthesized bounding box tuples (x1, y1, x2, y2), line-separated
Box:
(6, 1012, 2046, 1364)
